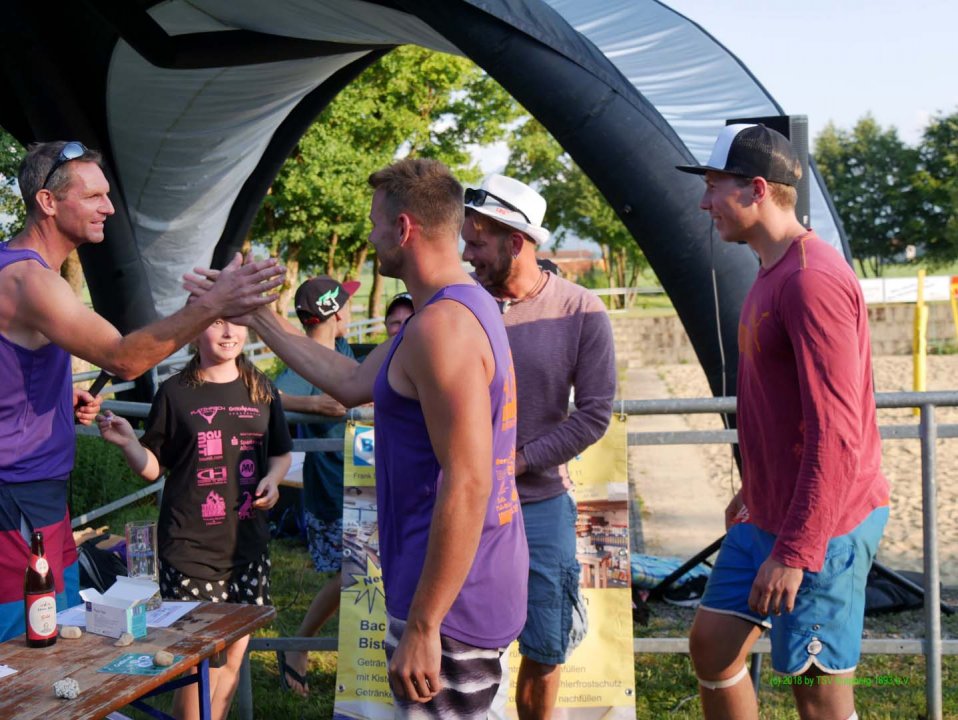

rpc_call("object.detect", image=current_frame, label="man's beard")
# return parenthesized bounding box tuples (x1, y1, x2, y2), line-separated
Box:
(377, 249, 401, 279)
(480, 248, 514, 296)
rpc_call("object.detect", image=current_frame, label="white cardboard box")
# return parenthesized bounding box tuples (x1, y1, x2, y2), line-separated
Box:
(80, 577, 158, 639)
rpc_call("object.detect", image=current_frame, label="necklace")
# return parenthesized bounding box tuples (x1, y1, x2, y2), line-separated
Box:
(498, 270, 546, 315)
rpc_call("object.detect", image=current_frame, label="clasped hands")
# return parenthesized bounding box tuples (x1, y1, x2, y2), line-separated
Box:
(182, 252, 285, 324)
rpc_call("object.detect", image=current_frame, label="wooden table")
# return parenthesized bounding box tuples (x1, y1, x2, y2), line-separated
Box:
(0, 602, 275, 720)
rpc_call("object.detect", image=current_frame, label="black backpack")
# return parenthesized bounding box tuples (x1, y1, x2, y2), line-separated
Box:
(77, 537, 128, 593)
(864, 567, 926, 615)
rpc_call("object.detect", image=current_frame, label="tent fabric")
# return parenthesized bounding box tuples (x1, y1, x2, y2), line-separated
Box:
(106, 2, 417, 315)
(97, 0, 844, 316)
(1, 0, 849, 402)
(539, 0, 842, 253)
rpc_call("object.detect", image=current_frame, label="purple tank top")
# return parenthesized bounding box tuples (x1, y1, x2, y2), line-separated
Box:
(373, 283, 528, 648)
(0, 243, 74, 483)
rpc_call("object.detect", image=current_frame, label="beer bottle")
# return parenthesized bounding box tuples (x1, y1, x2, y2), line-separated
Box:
(24, 530, 57, 648)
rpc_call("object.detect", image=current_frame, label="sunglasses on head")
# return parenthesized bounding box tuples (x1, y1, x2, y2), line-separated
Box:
(42, 141, 88, 190)
(464, 188, 531, 225)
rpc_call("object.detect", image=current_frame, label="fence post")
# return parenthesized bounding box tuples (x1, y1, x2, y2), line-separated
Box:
(920, 403, 942, 720)
(236, 650, 253, 720)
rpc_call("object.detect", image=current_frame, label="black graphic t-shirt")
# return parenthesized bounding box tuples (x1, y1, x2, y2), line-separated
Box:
(141, 373, 292, 581)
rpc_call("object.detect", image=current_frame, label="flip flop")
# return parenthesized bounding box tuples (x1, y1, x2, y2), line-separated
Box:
(277, 650, 310, 696)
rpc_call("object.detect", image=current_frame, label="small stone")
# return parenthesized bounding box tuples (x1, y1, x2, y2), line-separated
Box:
(59, 625, 82, 639)
(153, 650, 174, 667)
(53, 677, 80, 700)
(113, 632, 134, 647)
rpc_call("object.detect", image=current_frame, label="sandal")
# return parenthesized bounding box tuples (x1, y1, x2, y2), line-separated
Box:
(277, 650, 310, 696)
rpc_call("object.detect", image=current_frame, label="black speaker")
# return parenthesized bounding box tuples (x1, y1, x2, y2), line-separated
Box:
(726, 114, 810, 228)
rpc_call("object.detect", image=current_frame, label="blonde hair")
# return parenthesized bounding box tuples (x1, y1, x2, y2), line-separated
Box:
(368, 158, 464, 239)
(768, 181, 798, 209)
(732, 175, 798, 210)
(180, 352, 273, 405)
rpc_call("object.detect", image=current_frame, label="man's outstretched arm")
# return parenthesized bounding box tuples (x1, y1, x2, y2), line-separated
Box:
(247, 306, 390, 408)
(184, 267, 390, 407)
(16, 253, 283, 380)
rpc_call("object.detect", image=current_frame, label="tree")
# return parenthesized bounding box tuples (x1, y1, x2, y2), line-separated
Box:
(505, 118, 645, 306)
(252, 46, 520, 317)
(0, 128, 25, 238)
(814, 116, 918, 276)
(910, 111, 958, 267)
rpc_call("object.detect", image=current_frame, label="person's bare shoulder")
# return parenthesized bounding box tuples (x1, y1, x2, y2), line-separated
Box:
(404, 298, 488, 352)
(0, 257, 73, 340)
(401, 299, 495, 386)
(2, 254, 123, 360)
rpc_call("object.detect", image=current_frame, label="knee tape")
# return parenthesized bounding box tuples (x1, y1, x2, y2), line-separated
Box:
(697, 664, 748, 691)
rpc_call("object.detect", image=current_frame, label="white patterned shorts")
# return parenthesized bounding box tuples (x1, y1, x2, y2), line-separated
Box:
(159, 552, 272, 606)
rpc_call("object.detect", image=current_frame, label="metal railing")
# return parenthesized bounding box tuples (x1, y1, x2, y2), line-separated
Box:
(75, 392, 957, 720)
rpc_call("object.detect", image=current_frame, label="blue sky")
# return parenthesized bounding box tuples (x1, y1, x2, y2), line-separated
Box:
(665, 0, 958, 146)
(480, 1, 958, 253)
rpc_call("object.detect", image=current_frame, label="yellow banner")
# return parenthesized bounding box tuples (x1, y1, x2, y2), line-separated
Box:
(335, 417, 636, 719)
(334, 423, 393, 719)
(498, 415, 636, 718)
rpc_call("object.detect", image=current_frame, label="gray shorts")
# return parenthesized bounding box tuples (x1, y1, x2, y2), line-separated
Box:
(304, 509, 343, 573)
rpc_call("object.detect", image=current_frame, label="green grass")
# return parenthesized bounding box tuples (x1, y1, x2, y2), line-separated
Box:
(112, 537, 958, 720)
(633, 597, 958, 719)
(631, 653, 957, 719)
(72, 438, 958, 719)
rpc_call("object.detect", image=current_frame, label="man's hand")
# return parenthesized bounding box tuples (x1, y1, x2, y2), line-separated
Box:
(313, 395, 347, 417)
(74, 389, 101, 425)
(515, 448, 528, 477)
(183, 253, 284, 322)
(724, 490, 749, 530)
(279, 391, 348, 417)
(388, 623, 442, 703)
(748, 557, 803, 616)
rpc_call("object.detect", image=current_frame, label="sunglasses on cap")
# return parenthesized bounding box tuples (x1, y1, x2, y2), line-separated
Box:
(464, 188, 531, 225)
(42, 141, 88, 189)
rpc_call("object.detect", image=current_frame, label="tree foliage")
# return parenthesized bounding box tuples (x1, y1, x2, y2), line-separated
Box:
(0, 128, 25, 238)
(252, 46, 519, 315)
(910, 111, 958, 267)
(814, 116, 918, 277)
(505, 118, 645, 305)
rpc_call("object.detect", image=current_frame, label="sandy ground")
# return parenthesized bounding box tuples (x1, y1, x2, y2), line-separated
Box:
(647, 355, 958, 587)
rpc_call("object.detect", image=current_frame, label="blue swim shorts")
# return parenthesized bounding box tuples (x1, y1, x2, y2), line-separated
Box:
(699, 505, 888, 675)
(518, 492, 588, 665)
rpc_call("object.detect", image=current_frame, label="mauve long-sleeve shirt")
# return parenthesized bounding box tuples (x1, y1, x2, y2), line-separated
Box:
(502, 272, 617, 504)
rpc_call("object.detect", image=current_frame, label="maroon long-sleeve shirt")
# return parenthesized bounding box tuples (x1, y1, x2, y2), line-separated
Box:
(737, 232, 889, 571)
